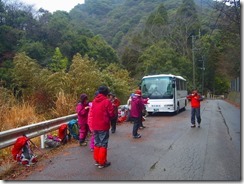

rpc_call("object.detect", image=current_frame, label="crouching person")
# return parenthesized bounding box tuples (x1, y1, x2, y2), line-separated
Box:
(90, 85, 115, 169)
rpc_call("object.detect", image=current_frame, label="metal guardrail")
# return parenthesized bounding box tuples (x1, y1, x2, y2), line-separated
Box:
(0, 114, 77, 150)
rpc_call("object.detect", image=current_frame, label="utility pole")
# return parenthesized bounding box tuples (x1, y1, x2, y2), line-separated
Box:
(202, 57, 205, 95)
(192, 35, 196, 89)
(199, 56, 205, 95)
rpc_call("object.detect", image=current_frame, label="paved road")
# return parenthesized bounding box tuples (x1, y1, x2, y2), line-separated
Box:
(14, 99, 241, 181)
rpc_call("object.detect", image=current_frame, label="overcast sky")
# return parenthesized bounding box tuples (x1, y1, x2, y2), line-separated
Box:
(20, 0, 85, 13)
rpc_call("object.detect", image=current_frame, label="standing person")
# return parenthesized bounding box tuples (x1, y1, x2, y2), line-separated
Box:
(87, 91, 99, 152)
(76, 94, 90, 146)
(126, 93, 134, 123)
(89, 86, 115, 169)
(130, 89, 145, 139)
(108, 92, 121, 133)
(187, 89, 203, 128)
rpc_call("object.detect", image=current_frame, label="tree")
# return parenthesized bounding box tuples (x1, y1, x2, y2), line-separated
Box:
(67, 53, 103, 99)
(11, 52, 46, 99)
(48, 47, 68, 72)
(17, 41, 47, 64)
(211, 0, 240, 78)
(168, 0, 200, 58)
(45, 11, 71, 46)
(86, 35, 119, 68)
(102, 63, 135, 103)
(137, 41, 191, 79)
(143, 3, 169, 44)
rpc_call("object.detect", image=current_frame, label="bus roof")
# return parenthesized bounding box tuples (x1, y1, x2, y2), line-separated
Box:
(142, 74, 186, 81)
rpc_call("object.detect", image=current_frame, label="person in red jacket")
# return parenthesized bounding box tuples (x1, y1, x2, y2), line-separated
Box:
(130, 89, 145, 138)
(90, 85, 115, 169)
(76, 94, 90, 146)
(87, 91, 99, 152)
(108, 92, 121, 133)
(187, 89, 203, 128)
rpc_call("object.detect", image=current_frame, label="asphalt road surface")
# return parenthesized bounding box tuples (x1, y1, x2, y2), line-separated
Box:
(11, 99, 241, 181)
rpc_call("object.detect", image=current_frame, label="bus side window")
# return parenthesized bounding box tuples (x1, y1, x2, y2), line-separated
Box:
(176, 79, 180, 90)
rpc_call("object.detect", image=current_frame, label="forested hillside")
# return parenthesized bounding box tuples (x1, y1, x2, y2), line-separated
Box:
(0, 0, 241, 130)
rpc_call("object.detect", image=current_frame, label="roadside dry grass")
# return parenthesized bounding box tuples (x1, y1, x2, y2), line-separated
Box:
(0, 91, 77, 180)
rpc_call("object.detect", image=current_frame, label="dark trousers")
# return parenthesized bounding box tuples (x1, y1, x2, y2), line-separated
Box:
(131, 117, 140, 136)
(94, 130, 109, 148)
(110, 116, 117, 132)
(138, 113, 144, 127)
(191, 107, 201, 125)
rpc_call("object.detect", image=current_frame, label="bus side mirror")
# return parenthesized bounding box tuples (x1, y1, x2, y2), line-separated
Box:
(172, 84, 175, 88)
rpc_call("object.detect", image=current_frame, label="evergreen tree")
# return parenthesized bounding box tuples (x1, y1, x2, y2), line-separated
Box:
(48, 47, 68, 72)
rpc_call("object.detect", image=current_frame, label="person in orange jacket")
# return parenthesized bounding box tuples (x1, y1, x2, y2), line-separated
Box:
(187, 89, 203, 128)
(108, 92, 121, 133)
(89, 86, 115, 169)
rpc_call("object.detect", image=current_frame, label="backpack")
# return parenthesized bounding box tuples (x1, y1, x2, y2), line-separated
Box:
(12, 136, 37, 166)
(67, 119, 79, 140)
(58, 123, 69, 144)
(44, 134, 61, 148)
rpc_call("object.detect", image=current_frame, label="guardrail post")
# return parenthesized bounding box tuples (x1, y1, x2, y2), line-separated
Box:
(41, 135, 45, 149)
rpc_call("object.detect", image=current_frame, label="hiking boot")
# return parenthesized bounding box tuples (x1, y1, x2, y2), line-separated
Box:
(133, 134, 141, 139)
(98, 162, 111, 169)
(191, 124, 196, 128)
(79, 142, 87, 146)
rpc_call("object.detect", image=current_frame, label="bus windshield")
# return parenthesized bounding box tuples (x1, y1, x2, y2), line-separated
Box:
(141, 76, 173, 99)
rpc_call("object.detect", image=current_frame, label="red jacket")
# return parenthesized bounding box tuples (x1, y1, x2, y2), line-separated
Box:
(130, 95, 145, 118)
(187, 94, 202, 108)
(90, 94, 115, 131)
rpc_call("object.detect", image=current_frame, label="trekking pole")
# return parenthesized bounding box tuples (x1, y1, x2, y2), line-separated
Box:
(23, 134, 52, 163)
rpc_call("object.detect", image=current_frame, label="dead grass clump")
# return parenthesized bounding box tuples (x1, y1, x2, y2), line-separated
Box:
(1, 102, 41, 131)
(51, 91, 77, 118)
(0, 87, 16, 131)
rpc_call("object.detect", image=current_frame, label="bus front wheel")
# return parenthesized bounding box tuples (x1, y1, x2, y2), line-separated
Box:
(175, 105, 180, 115)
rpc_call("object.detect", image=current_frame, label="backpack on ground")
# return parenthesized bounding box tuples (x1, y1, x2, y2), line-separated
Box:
(58, 123, 69, 144)
(67, 119, 79, 140)
(12, 136, 38, 166)
(44, 134, 61, 148)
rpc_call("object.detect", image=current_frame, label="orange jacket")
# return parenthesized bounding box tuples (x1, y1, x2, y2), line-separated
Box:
(187, 94, 202, 108)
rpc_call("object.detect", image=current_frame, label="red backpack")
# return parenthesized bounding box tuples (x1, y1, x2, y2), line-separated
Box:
(12, 136, 37, 166)
(58, 124, 68, 144)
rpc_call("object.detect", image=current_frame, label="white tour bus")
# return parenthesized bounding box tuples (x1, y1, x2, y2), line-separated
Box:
(140, 74, 187, 114)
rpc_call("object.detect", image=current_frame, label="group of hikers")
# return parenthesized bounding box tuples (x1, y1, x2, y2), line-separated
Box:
(11, 85, 202, 168)
(75, 85, 148, 169)
(76, 85, 203, 169)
